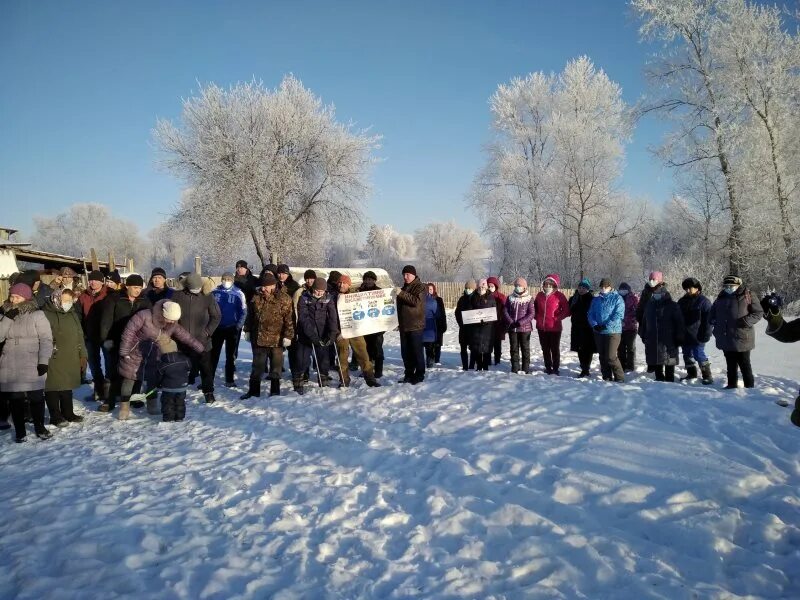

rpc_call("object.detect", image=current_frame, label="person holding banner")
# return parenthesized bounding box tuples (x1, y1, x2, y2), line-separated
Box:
(334, 276, 380, 388)
(470, 279, 497, 371)
(396, 265, 426, 384)
(455, 280, 477, 371)
(358, 271, 385, 378)
(294, 278, 339, 391)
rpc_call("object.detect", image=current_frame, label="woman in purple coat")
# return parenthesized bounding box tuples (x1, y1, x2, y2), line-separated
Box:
(504, 277, 535, 374)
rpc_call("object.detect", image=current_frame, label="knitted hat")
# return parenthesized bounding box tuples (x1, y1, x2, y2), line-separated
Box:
(328, 271, 342, 285)
(151, 267, 167, 279)
(303, 269, 316, 280)
(108, 270, 122, 284)
(260, 272, 277, 287)
(60, 266, 77, 278)
(264, 264, 278, 275)
(465, 279, 476, 290)
(402, 265, 416, 276)
(312, 277, 327, 291)
(618, 282, 631, 292)
(9, 283, 32, 301)
(125, 274, 144, 287)
(723, 275, 742, 286)
(162, 301, 181, 321)
(235, 260, 248, 269)
(682, 277, 702, 291)
(487, 276, 501, 288)
(221, 272, 234, 281)
(599, 278, 613, 289)
(363, 271, 377, 281)
(276, 264, 290, 275)
(543, 276, 557, 287)
(649, 271, 664, 284)
(578, 278, 591, 289)
(88, 270, 104, 282)
(514, 277, 527, 288)
(185, 273, 203, 290)
(339, 274, 352, 287)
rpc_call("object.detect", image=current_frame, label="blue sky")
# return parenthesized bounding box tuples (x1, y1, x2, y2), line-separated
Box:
(0, 0, 670, 239)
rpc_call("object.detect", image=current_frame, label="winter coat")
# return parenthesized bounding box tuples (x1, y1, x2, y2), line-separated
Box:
(677, 293, 712, 346)
(588, 291, 625, 335)
(640, 292, 685, 366)
(423, 294, 441, 343)
(0, 301, 53, 392)
(100, 293, 152, 346)
(278, 276, 300, 299)
(504, 291, 535, 334)
(487, 277, 507, 342)
(455, 293, 476, 345)
(636, 285, 654, 326)
(296, 290, 339, 345)
(435, 296, 447, 343)
(42, 300, 87, 392)
(246, 290, 294, 348)
(710, 286, 763, 352)
(469, 292, 497, 354)
(118, 300, 204, 383)
(158, 352, 191, 393)
(145, 286, 173, 305)
(569, 291, 596, 353)
(212, 285, 247, 330)
(396, 277, 426, 333)
(78, 286, 110, 343)
(171, 289, 221, 351)
(234, 271, 260, 304)
(35, 283, 54, 309)
(534, 291, 570, 333)
(621, 293, 640, 332)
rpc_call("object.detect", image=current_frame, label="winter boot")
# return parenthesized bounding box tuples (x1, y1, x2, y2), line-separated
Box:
(270, 378, 281, 397)
(146, 394, 160, 415)
(204, 392, 216, 404)
(700, 362, 714, 385)
(292, 378, 305, 395)
(791, 394, 800, 428)
(118, 400, 131, 421)
(61, 395, 83, 422)
(364, 373, 381, 388)
(654, 365, 665, 382)
(681, 365, 698, 381)
(35, 428, 52, 440)
(98, 398, 116, 412)
(664, 365, 675, 383)
(45, 394, 65, 427)
(161, 392, 176, 422)
(724, 373, 738, 389)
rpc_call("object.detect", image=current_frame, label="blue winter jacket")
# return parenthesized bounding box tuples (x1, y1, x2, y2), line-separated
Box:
(588, 291, 625, 335)
(212, 285, 247, 329)
(423, 294, 440, 343)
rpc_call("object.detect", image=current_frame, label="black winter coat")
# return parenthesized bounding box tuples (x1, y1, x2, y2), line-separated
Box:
(469, 292, 496, 354)
(636, 285, 654, 326)
(172, 289, 222, 351)
(296, 290, 339, 345)
(569, 291, 596, 353)
(640, 292, 685, 366)
(234, 271, 259, 303)
(710, 286, 763, 352)
(677, 293, 712, 346)
(434, 296, 447, 344)
(455, 293, 475, 345)
(157, 351, 191, 392)
(100, 293, 153, 345)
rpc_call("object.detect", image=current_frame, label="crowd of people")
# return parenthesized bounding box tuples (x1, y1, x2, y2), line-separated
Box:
(0, 262, 798, 443)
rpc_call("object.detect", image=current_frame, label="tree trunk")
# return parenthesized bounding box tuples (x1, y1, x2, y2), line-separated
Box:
(764, 121, 797, 288)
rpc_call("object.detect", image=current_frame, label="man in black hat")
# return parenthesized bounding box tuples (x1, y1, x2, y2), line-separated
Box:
(358, 271, 385, 378)
(146, 267, 173, 304)
(294, 277, 339, 391)
(396, 265, 426, 384)
(234, 260, 259, 304)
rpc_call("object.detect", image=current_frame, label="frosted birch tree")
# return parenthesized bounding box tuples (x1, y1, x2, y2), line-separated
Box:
(414, 221, 485, 280)
(154, 77, 380, 267)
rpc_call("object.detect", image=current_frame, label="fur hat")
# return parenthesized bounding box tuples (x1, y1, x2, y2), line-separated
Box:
(264, 264, 278, 276)
(402, 265, 416, 276)
(60, 266, 77, 278)
(185, 273, 203, 290)
(260, 272, 277, 287)
(88, 270, 104, 282)
(682, 277, 702, 291)
(125, 274, 144, 287)
(162, 301, 181, 321)
(9, 283, 33, 301)
(363, 271, 377, 281)
(723, 275, 742, 286)
(312, 277, 327, 291)
(303, 269, 316, 280)
(151, 267, 167, 279)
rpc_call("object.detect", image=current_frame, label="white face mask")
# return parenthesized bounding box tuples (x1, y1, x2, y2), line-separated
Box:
(649, 279, 659, 288)
(543, 286, 554, 295)
(222, 281, 233, 290)
(514, 285, 524, 294)
(619, 289, 629, 297)
(723, 285, 738, 294)
(61, 301, 74, 312)
(602, 287, 612, 295)
(189, 287, 202, 294)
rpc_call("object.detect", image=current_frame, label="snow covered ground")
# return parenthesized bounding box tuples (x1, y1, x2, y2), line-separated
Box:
(1, 313, 799, 599)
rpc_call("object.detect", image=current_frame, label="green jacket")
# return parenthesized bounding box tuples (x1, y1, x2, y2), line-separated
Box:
(43, 301, 87, 391)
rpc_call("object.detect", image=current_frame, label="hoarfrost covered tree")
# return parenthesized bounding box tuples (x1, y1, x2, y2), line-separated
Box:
(154, 76, 380, 268)
(365, 224, 415, 274)
(414, 221, 485, 280)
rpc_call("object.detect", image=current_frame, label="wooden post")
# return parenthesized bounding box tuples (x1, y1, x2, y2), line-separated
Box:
(108, 251, 115, 272)
(90, 248, 99, 271)
(194, 256, 202, 275)
(127, 258, 134, 273)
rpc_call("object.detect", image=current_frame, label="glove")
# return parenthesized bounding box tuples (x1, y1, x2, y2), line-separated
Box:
(593, 325, 604, 333)
(760, 292, 783, 316)
(244, 332, 251, 342)
(37, 364, 48, 376)
(103, 340, 114, 350)
(2, 308, 19, 320)
(282, 338, 292, 348)
(80, 356, 88, 371)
